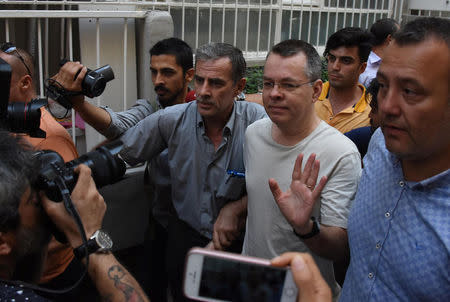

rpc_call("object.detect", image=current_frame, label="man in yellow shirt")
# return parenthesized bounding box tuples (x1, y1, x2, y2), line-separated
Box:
(315, 27, 373, 134)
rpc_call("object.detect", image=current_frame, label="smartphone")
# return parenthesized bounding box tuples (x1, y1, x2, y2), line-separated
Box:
(183, 247, 298, 302)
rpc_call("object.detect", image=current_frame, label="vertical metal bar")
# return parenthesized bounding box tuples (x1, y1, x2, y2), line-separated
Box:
(334, 0, 338, 33)
(245, 0, 250, 51)
(182, 0, 185, 40)
(37, 19, 44, 98)
(68, 18, 76, 144)
(273, 0, 283, 45)
(233, 0, 238, 46)
(60, 18, 65, 59)
(267, 0, 273, 50)
(222, 0, 226, 42)
(325, 0, 331, 40)
(123, 18, 128, 111)
(209, 0, 213, 43)
(307, 0, 313, 43)
(374, 0, 378, 20)
(388, 0, 394, 18)
(343, 0, 347, 26)
(365, 1, 370, 29)
(358, 0, 363, 27)
(316, 1, 322, 47)
(5, 19, 9, 41)
(299, 0, 304, 40)
(44, 6, 49, 80)
(196, 0, 200, 48)
(351, 0, 355, 26)
(288, 0, 293, 39)
(257, 0, 262, 55)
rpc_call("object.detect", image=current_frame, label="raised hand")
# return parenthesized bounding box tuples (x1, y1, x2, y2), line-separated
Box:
(269, 153, 327, 234)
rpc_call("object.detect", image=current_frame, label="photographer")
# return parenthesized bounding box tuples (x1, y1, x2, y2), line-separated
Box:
(0, 44, 85, 294)
(0, 130, 149, 302)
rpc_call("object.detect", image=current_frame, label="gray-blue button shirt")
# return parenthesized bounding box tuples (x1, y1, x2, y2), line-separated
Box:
(120, 100, 267, 239)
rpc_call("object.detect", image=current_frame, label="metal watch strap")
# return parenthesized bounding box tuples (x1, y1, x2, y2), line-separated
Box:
(293, 216, 320, 239)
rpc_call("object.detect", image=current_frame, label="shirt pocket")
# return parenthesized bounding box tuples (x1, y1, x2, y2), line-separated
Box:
(215, 174, 246, 202)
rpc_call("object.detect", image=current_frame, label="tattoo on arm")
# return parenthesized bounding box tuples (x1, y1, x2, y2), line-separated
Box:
(107, 265, 145, 302)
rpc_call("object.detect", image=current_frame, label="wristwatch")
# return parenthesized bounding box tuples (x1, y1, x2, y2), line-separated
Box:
(293, 216, 320, 239)
(73, 230, 113, 259)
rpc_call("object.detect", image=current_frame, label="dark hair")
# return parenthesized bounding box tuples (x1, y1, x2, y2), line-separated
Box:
(150, 37, 193, 73)
(269, 39, 321, 81)
(0, 130, 38, 232)
(324, 27, 373, 63)
(195, 42, 246, 84)
(366, 78, 379, 113)
(393, 17, 450, 48)
(370, 18, 399, 46)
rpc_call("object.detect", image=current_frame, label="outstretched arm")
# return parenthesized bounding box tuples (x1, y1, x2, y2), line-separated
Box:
(270, 153, 349, 262)
(41, 165, 149, 302)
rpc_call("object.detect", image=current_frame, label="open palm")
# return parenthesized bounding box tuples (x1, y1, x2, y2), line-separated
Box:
(269, 153, 327, 232)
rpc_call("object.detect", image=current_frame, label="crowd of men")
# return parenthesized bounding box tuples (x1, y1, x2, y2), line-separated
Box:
(0, 15, 448, 302)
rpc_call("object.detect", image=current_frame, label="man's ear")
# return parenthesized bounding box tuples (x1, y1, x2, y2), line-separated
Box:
(312, 79, 323, 103)
(233, 78, 247, 97)
(359, 62, 367, 75)
(185, 68, 195, 83)
(18, 74, 33, 93)
(0, 232, 13, 256)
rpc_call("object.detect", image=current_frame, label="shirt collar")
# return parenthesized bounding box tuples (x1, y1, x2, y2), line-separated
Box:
(368, 51, 382, 65)
(318, 82, 369, 113)
(196, 100, 236, 136)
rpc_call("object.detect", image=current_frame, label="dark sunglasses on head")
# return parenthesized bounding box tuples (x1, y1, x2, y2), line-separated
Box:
(1, 42, 32, 76)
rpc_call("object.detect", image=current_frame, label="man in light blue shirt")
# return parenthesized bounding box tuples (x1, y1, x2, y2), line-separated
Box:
(272, 17, 450, 302)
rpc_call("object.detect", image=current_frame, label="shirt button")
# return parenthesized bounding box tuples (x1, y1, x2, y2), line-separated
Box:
(385, 212, 391, 218)
(368, 272, 374, 279)
(399, 180, 405, 187)
(376, 242, 381, 249)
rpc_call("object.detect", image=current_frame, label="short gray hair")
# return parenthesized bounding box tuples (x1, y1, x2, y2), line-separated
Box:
(195, 42, 246, 84)
(269, 39, 321, 81)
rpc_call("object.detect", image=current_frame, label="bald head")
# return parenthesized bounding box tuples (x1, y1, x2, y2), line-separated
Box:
(0, 49, 36, 102)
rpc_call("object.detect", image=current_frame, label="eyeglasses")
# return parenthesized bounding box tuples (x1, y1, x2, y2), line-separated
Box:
(262, 80, 315, 92)
(1, 42, 32, 77)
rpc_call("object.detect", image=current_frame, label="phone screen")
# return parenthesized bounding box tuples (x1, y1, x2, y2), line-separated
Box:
(198, 256, 287, 302)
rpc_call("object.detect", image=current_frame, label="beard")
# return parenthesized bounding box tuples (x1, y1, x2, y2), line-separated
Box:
(154, 83, 186, 108)
(12, 224, 52, 283)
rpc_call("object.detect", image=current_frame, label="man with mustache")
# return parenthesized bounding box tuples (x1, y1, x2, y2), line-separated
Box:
(119, 42, 267, 301)
(315, 27, 373, 134)
(274, 17, 450, 301)
(54, 37, 194, 301)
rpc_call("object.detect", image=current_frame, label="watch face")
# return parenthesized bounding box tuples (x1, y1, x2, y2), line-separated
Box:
(96, 231, 113, 250)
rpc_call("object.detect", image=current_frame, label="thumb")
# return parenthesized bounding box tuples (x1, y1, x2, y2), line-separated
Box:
(291, 255, 332, 302)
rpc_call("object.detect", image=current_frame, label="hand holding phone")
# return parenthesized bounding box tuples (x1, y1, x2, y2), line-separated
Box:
(183, 248, 298, 302)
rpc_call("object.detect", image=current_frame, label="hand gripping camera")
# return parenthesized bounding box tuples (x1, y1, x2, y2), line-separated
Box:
(34, 140, 126, 242)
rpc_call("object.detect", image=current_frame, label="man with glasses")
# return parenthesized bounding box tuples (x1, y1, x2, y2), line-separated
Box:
(315, 28, 373, 134)
(0, 43, 82, 297)
(239, 40, 361, 300)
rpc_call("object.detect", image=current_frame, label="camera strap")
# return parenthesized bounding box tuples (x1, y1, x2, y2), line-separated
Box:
(0, 177, 90, 296)
(45, 78, 83, 114)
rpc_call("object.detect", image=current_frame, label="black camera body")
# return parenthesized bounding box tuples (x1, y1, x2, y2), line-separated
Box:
(0, 57, 46, 137)
(35, 140, 126, 202)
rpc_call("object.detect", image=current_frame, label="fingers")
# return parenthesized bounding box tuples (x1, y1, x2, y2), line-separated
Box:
(311, 176, 328, 202)
(291, 154, 304, 181)
(269, 178, 283, 201)
(301, 153, 315, 184)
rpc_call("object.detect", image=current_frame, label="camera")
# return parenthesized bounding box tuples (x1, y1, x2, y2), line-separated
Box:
(0, 57, 46, 138)
(35, 140, 126, 202)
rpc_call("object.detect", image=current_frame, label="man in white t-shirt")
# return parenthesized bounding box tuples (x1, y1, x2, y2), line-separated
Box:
(241, 40, 361, 299)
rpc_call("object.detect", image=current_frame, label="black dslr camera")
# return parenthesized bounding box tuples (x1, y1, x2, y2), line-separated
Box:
(35, 140, 126, 202)
(0, 57, 46, 138)
(34, 140, 125, 243)
(46, 60, 115, 110)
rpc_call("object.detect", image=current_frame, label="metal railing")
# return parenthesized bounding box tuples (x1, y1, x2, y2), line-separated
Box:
(1, 0, 402, 150)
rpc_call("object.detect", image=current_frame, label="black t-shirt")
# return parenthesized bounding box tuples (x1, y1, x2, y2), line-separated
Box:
(0, 282, 51, 301)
